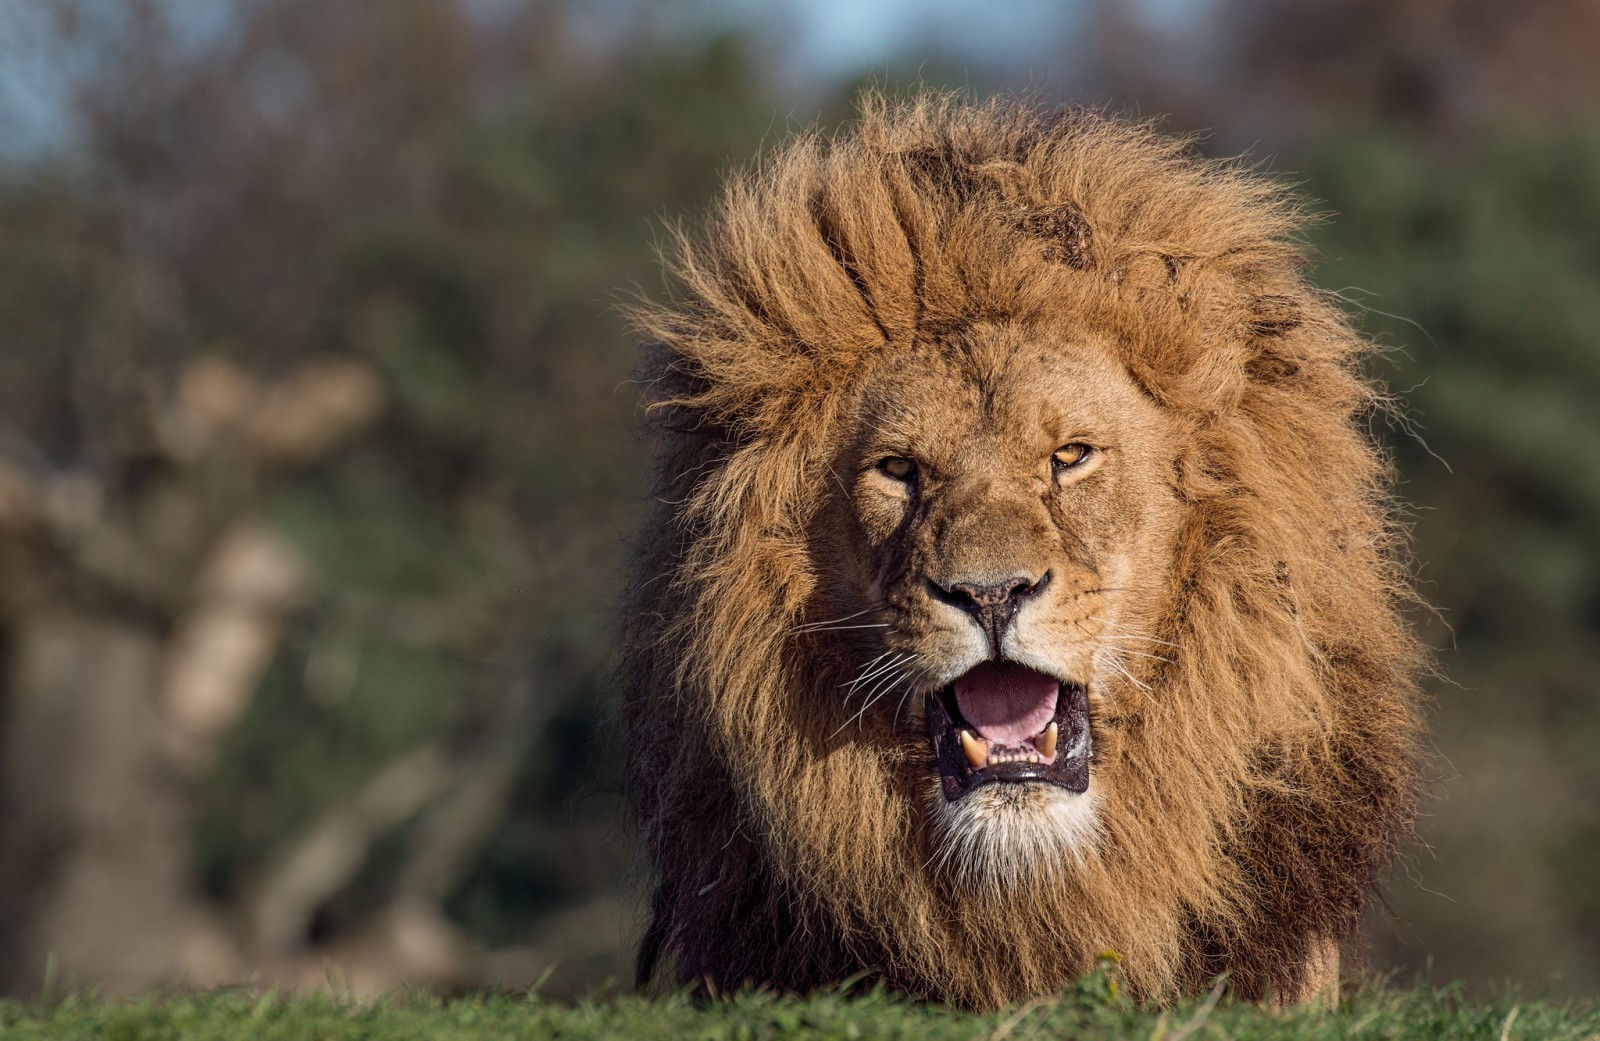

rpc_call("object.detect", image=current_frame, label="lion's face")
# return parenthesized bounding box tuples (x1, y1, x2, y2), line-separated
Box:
(823, 321, 1184, 884)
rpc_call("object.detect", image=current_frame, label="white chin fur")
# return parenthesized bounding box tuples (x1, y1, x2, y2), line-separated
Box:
(928, 782, 1100, 890)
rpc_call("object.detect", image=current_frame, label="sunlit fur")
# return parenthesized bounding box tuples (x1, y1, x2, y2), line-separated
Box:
(624, 92, 1424, 1008)
(927, 782, 1101, 894)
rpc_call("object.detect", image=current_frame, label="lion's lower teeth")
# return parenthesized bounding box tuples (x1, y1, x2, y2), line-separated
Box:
(959, 729, 1058, 769)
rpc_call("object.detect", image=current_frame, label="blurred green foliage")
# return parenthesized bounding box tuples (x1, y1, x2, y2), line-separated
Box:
(0, 1, 781, 990)
(182, 26, 783, 968)
(1305, 129, 1600, 988)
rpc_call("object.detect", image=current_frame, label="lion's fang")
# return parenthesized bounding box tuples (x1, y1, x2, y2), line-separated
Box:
(1038, 722, 1058, 759)
(959, 729, 988, 769)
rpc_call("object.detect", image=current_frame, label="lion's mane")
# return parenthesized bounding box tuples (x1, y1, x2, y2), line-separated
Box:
(624, 93, 1423, 1007)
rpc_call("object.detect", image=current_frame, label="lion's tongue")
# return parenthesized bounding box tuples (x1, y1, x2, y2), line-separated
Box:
(953, 662, 1059, 746)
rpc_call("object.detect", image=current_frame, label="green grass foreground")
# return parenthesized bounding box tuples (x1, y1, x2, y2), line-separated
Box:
(3, 976, 1596, 1041)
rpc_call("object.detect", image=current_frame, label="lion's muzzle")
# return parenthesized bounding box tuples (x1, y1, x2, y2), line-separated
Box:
(926, 571, 1051, 657)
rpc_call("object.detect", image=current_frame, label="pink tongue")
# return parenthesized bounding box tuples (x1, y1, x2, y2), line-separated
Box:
(953, 662, 1060, 746)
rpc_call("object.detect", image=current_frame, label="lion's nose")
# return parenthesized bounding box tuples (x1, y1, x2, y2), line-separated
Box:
(929, 571, 1052, 652)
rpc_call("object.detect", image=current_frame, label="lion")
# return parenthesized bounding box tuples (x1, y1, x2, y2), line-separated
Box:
(623, 92, 1423, 1009)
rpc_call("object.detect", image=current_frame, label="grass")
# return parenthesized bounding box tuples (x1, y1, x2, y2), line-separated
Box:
(3, 973, 1596, 1041)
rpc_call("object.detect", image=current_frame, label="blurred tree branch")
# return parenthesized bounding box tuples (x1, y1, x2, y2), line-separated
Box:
(0, 0, 776, 999)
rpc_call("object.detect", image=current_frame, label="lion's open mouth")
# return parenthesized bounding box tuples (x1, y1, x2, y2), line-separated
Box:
(926, 661, 1091, 801)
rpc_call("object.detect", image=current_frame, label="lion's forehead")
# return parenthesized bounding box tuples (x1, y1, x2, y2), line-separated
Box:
(855, 325, 1156, 454)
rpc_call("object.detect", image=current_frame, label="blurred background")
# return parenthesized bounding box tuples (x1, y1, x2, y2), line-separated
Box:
(0, 0, 1597, 1003)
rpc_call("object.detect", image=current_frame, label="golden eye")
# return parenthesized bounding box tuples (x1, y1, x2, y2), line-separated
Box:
(878, 456, 918, 481)
(1052, 443, 1093, 471)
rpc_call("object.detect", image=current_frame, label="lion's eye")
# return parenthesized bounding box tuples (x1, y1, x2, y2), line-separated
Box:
(878, 456, 918, 481)
(1052, 443, 1093, 471)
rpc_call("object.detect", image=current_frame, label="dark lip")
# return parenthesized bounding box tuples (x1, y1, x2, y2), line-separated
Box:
(925, 677, 1091, 802)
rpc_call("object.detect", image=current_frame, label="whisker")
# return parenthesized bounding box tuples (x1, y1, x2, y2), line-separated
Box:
(857, 665, 911, 713)
(893, 659, 929, 725)
(851, 682, 899, 728)
(1097, 649, 1158, 710)
(832, 664, 912, 737)
(842, 658, 924, 735)
(842, 651, 907, 693)
(790, 607, 870, 630)
(1117, 665, 1152, 693)
(847, 655, 915, 705)
(788, 607, 882, 635)
(1098, 629, 1180, 649)
(845, 650, 894, 674)
(796, 622, 892, 635)
(1106, 648, 1174, 664)
(865, 660, 919, 711)
(1103, 651, 1152, 691)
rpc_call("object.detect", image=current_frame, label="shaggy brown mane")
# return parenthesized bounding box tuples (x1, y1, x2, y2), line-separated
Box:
(624, 92, 1423, 1008)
